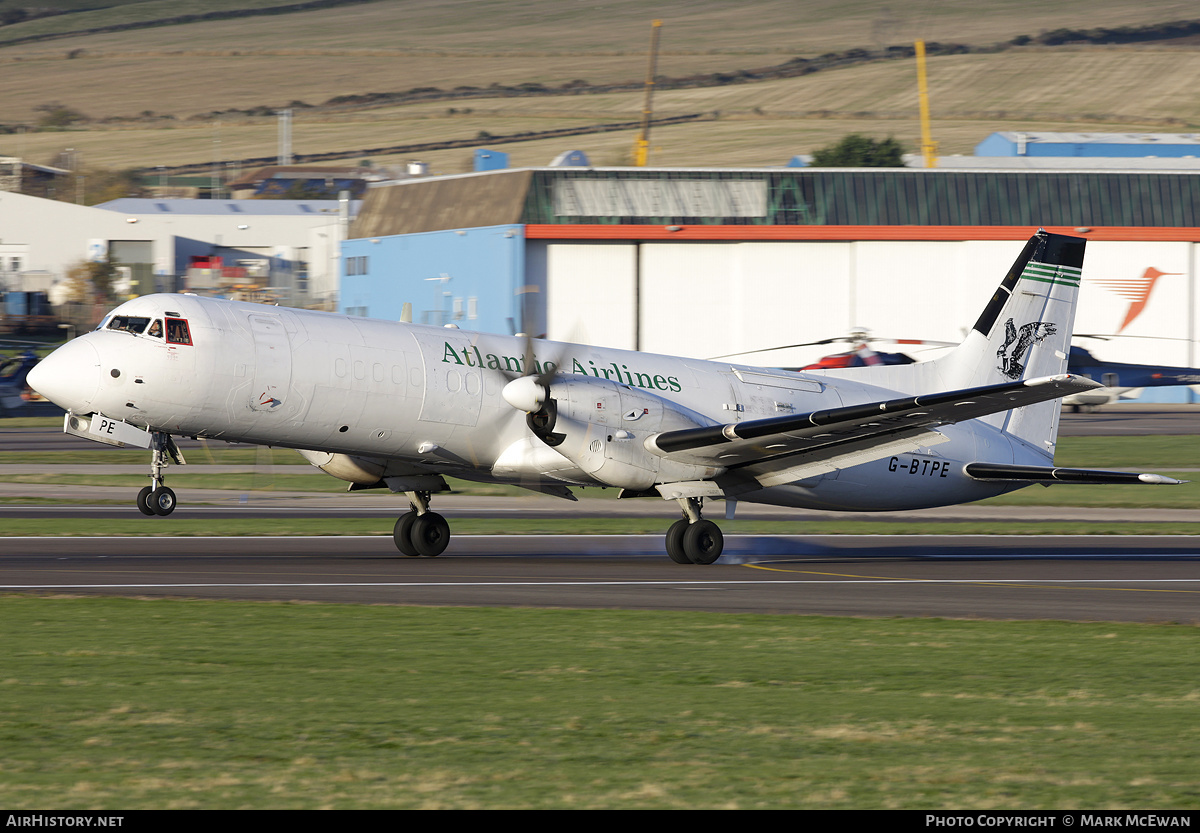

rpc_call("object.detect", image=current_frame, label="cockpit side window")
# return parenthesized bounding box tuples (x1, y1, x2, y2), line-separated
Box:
(165, 317, 193, 346)
(106, 315, 151, 334)
(147, 319, 163, 338)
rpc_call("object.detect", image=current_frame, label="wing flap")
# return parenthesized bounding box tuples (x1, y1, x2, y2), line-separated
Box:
(646, 374, 1101, 469)
(745, 430, 950, 488)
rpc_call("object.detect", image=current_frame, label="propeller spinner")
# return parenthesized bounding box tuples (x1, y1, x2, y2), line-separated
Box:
(502, 374, 548, 413)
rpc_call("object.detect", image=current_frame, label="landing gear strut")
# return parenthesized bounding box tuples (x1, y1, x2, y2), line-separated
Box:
(137, 432, 182, 517)
(665, 497, 724, 565)
(392, 490, 450, 557)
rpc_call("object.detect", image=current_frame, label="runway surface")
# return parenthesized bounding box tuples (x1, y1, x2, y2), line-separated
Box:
(4, 534, 1198, 623)
(3, 405, 1198, 622)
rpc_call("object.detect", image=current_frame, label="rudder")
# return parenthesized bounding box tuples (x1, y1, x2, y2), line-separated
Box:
(937, 229, 1086, 458)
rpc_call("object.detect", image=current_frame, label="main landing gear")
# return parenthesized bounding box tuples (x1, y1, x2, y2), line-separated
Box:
(393, 490, 451, 557)
(136, 432, 183, 517)
(384, 489, 722, 563)
(665, 497, 724, 565)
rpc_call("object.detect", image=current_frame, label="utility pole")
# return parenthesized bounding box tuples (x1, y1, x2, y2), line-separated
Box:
(277, 109, 293, 166)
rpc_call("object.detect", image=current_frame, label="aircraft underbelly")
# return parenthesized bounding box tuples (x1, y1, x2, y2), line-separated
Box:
(732, 421, 1007, 511)
(746, 475, 1012, 511)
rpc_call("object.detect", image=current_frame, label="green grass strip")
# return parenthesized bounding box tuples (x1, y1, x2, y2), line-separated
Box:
(1, 597, 1197, 809)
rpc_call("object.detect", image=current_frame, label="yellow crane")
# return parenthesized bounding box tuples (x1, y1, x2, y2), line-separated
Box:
(633, 20, 662, 167)
(915, 40, 938, 168)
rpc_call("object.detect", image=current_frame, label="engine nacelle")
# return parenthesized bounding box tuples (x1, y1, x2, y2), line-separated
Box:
(296, 449, 384, 485)
(536, 377, 720, 489)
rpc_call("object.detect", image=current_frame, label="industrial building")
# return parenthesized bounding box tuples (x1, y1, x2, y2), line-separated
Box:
(976, 132, 1200, 159)
(341, 166, 1200, 402)
(0, 192, 358, 309)
(0, 157, 73, 199)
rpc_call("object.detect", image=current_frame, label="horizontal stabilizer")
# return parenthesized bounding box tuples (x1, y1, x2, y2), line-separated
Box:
(965, 463, 1184, 485)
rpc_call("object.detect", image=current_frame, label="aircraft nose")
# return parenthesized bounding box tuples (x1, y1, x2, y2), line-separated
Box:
(27, 337, 102, 413)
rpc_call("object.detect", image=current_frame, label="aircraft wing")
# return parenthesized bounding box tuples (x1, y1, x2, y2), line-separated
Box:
(645, 375, 1101, 484)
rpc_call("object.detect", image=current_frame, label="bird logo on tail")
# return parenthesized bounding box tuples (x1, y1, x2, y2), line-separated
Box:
(996, 318, 1057, 380)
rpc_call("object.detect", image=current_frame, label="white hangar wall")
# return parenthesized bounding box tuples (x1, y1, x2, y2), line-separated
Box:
(543, 242, 637, 348)
(537, 238, 1200, 379)
(637, 242, 852, 361)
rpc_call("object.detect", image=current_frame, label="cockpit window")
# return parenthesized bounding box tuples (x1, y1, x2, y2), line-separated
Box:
(106, 315, 151, 334)
(166, 317, 193, 346)
(147, 319, 163, 338)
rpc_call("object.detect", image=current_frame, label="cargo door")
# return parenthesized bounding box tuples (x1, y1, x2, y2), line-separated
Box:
(248, 313, 291, 412)
(412, 330, 482, 426)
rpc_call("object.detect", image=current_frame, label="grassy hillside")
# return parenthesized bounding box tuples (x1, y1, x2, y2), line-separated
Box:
(1, 1, 1198, 171)
(4, 0, 1197, 53)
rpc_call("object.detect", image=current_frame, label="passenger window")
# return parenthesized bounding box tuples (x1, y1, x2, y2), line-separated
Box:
(166, 318, 193, 346)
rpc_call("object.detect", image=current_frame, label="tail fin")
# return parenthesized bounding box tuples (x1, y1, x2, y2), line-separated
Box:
(934, 229, 1086, 458)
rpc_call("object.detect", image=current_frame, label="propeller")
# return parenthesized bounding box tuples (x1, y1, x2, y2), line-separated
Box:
(473, 331, 577, 496)
(500, 334, 562, 412)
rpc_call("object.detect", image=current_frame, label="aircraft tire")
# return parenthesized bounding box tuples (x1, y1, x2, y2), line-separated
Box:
(393, 512, 420, 557)
(412, 512, 450, 557)
(136, 486, 155, 516)
(683, 520, 723, 565)
(149, 486, 177, 516)
(666, 519, 692, 564)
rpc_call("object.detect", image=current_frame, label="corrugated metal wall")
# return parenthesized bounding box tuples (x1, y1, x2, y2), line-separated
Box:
(524, 169, 1200, 227)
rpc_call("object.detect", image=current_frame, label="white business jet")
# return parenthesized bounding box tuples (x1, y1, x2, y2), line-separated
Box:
(29, 230, 1181, 564)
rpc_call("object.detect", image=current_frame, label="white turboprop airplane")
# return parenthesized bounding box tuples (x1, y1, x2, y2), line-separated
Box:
(29, 229, 1182, 564)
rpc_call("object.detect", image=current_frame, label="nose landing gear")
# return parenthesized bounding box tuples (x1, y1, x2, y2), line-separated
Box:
(136, 432, 184, 516)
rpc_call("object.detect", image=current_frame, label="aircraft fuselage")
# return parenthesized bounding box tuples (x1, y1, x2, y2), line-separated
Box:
(38, 293, 1032, 512)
